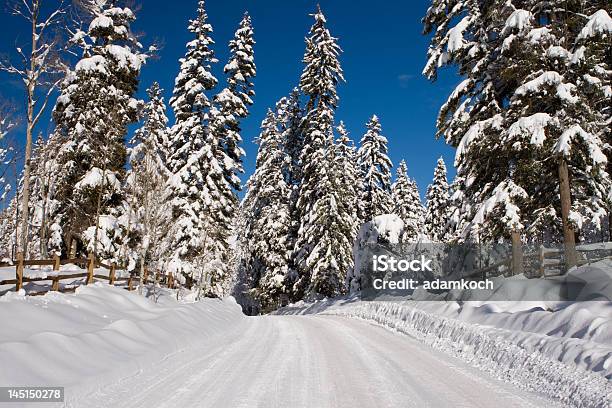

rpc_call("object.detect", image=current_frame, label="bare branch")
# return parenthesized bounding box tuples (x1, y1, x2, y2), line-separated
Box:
(32, 78, 62, 127)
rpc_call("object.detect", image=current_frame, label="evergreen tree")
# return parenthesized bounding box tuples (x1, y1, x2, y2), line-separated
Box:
(239, 109, 291, 311)
(126, 82, 171, 273)
(278, 88, 304, 187)
(291, 6, 347, 299)
(51, 1, 146, 260)
(26, 134, 49, 258)
(424, 157, 450, 242)
(422, 1, 612, 243)
(0, 197, 17, 260)
(335, 121, 361, 231)
(210, 11, 256, 214)
(332, 121, 360, 288)
(357, 115, 393, 223)
(392, 160, 425, 240)
(275, 89, 304, 275)
(165, 0, 229, 295)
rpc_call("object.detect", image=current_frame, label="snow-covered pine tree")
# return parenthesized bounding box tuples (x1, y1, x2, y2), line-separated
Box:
(51, 1, 146, 260)
(424, 157, 450, 242)
(165, 0, 232, 296)
(392, 160, 425, 240)
(291, 6, 348, 299)
(209, 12, 256, 222)
(357, 115, 393, 223)
(125, 82, 171, 274)
(0, 197, 17, 260)
(422, 1, 612, 244)
(275, 88, 304, 275)
(278, 88, 304, 186)
(335, 121, 361, 231)
(238, 109, 291, 311)
(332, 121, 360, 287)
(25, 134, 49, 258)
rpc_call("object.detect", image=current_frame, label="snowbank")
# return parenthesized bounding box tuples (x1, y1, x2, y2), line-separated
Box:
(0, 284, 245, 405)
(278, 261, 612, 408)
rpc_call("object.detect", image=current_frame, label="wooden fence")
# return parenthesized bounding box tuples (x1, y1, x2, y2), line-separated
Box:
(0, 253, 176, 296)
(466, 243, 612, 280)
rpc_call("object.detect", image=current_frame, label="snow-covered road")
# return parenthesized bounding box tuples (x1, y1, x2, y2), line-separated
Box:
(74, 314, 548, 408)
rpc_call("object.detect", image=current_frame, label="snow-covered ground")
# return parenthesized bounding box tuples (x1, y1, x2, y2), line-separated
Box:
(0, 284, 245, 407)
(1, 263, 610, 407)
(0, 282, 557, 408)
(278, 265, 612, 408)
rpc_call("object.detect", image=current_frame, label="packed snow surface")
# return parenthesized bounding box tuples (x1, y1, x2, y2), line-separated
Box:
(279, 263, 612, 408)
(0, 283, 567, 408)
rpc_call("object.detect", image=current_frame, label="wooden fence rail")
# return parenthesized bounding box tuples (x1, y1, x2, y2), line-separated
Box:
(464, 243, 612, 280)
(0, 252, 176, 296)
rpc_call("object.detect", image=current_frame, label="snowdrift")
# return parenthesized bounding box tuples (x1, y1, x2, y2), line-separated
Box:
(0, 284, 245, 405)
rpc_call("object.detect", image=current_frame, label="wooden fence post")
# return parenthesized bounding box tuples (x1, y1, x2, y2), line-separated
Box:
(52, 254, 61, 291)
(143, 267, 149, 284)
(511, 231, 524, 276)
(86, 253, 95, 285)
(109, 262, 116, 285)
(15, 252, 24, 291)
(128, 277, 133, 291)
(167, 273, 173, 289)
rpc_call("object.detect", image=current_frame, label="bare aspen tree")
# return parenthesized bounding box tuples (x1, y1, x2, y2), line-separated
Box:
(0, 0, 66, 255)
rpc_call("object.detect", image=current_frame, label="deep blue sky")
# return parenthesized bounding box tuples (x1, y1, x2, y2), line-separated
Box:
(0, 0, 460, 199)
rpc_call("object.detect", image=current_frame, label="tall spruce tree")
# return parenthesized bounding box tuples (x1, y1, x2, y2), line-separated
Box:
(291, 6, 348, 299)
(239, 109, 291, 311)
(276, 88, 304, 276)
(210, 12, 256, 212)
(165, 0, 230, 295)
(278, 88, 304, 187)
(425, 157, 450, 242)
(392, 160, 425, 240)
(335, 121, 361, 230)
(357, 115, 393, 223)
(51, 1, 146, 260)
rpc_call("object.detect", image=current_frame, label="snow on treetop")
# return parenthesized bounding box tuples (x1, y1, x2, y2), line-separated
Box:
(106, 7, 135, 20)
(76, 55, 108, 75)
(89, 15, 113, 31)
(578, 9, 612, 40)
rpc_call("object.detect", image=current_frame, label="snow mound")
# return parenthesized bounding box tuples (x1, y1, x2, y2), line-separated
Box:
(0, 284, 245, 403)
